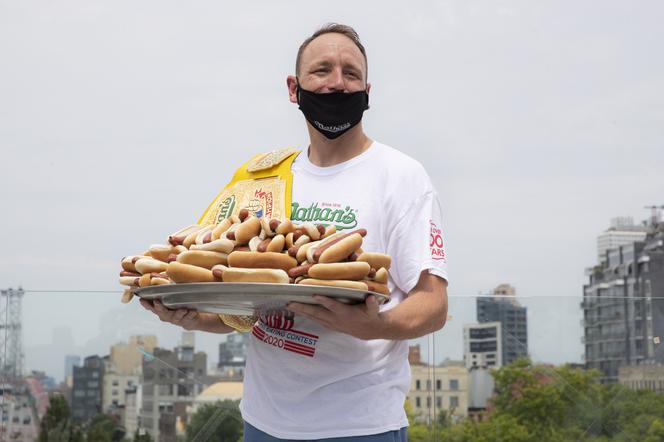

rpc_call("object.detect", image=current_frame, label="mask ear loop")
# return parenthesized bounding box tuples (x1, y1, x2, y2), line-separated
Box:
(295, 77, 302, 104)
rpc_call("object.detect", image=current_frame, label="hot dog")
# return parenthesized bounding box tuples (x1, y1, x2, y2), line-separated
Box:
(222, 268, 290, 284)
(121, 255, 147, 273)
(288, 263, 312, 279)
(234, 216, 262, 245)
(275, 219, 296, 235)
(121, 288, 134, 303)
(227, 251, 298, 272)
(364, 280, 390, 297)
(260, 218, 280, 237)
(189, 238, 234, 254)
(298, 278, 369, 291)
(119, 276, 139, 287)
(317, 233, 363, 263)
(176, 250, 228, 269)
(374, 267, 389, 284)
(149, 244, 183, 262)
(257, 234, 286, 253)
(357, 252, 392, 271)
(166, 262, 215, 283)
(194, 225, 215, 245)
(168, 225, 202, 246)
(211, 218, 234, 241)
(308, 262, 371, 281)
(134, 258, 169, 275)
(211, 264, 228, 281)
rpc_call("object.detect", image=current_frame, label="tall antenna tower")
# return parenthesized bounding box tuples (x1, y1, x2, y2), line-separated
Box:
(0, 287, 24, 380)
(644, 205, 664, 226)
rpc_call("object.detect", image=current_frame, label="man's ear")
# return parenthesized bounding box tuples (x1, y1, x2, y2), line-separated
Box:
(366, 82, 372, 94)
(287, 75, 298, 104)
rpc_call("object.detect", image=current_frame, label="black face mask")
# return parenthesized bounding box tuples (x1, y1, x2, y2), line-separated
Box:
(297, 81, 369, 140)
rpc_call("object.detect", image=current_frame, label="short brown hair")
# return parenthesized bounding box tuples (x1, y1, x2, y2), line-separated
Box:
(296, 23, 368, 79)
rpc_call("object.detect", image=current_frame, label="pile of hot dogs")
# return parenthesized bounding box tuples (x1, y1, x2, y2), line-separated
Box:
(120, 209, 391, 303)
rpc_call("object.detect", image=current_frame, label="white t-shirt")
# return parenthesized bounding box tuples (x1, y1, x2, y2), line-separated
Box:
(239, 141, 448, 439)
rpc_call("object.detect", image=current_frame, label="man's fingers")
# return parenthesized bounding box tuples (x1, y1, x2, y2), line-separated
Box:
(140, 299, 154, 311)
(365, 295, 380, 315)
(288, 302, 333, 323)
(173, 309, 189, 322)
(312, 295, 347, 314)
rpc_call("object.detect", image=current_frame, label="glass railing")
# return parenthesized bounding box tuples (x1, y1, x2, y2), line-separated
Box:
(6, 289, 663, 441)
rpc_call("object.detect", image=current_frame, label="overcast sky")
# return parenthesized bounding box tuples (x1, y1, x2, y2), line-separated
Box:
(2, 1, 663, 381)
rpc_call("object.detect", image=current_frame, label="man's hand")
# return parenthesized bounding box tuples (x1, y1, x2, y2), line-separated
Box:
(139, 299, 234, 334)
(288, 271, 448, 340)
(287, 295, 386, 340)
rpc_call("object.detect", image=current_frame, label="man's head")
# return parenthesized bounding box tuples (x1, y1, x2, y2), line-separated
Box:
(288, 23, 370, 99)
(288, 24, 371, 140)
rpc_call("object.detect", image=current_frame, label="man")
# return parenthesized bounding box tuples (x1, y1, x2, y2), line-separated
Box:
(141, 24, 448, 441)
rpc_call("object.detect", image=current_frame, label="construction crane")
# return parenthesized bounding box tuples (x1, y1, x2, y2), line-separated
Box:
(0, 288, 24, 381)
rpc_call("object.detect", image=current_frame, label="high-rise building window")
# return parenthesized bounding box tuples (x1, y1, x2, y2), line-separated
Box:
(416, 380, 421, 390)
(436, 380, 441, 390)
(415, 397, 421, 408)
(450, 380, 459, 391)
(450, 396, 459, 408)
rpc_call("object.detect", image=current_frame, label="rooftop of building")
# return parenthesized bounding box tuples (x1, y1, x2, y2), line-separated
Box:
(195, 381, 243, 402)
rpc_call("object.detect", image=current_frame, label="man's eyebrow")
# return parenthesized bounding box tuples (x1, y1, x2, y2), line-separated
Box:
(307, 60, 333, 70)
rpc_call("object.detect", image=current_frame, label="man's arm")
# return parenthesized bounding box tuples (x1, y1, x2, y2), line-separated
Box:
(139, 299, 236, 334)
(287, 270, 448, 340)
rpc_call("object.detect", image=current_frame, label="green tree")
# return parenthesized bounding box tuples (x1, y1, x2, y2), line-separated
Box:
(131, 429, 153, 442)
(86, 414, 125, 442)
(185, 400, 243, 442)
(440, 415, 531, 442)
(38, 394, 84, 442)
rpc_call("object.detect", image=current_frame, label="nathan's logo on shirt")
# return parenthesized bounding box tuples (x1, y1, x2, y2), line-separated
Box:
(291, 201, 358, 230)
(216, 195, 236, 223)
(429, 220, 446, 261)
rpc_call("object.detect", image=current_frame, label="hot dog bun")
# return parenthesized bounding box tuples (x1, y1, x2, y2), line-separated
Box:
(318, 233, 363, 263)
(364, 280, 390, 296)
(211, 264, 228, 281)
(166, 262, 215, 283)
(119, 276, 139, 286)
(227, 251, 297, 272)
(298, 278, 369, 291)
(176, 250, 228, 269)
(134, 258, 169, 274)
(189, 238, 234, 254)
(357, 252, 391, 271)
(308, 262, 371, 281)
(210, 219, 231, 241)
(168, 225, 202, 246)
(222, 268, 289, 284)
(234, 216, 262, 245)
(374, 267, 389, 284)
(148, 244, 181, 262)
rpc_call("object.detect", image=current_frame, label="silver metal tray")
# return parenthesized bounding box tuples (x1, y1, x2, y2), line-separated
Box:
(134, 283, 389, 315)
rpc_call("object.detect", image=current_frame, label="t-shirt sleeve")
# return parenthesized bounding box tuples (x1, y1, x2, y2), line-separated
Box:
(386, 190, 449, 295)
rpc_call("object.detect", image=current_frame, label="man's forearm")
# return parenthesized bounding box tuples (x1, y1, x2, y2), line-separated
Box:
(375, 275, 448, 340)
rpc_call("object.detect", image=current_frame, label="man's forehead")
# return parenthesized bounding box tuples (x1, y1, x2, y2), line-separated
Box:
(300, 33, 366, 70)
